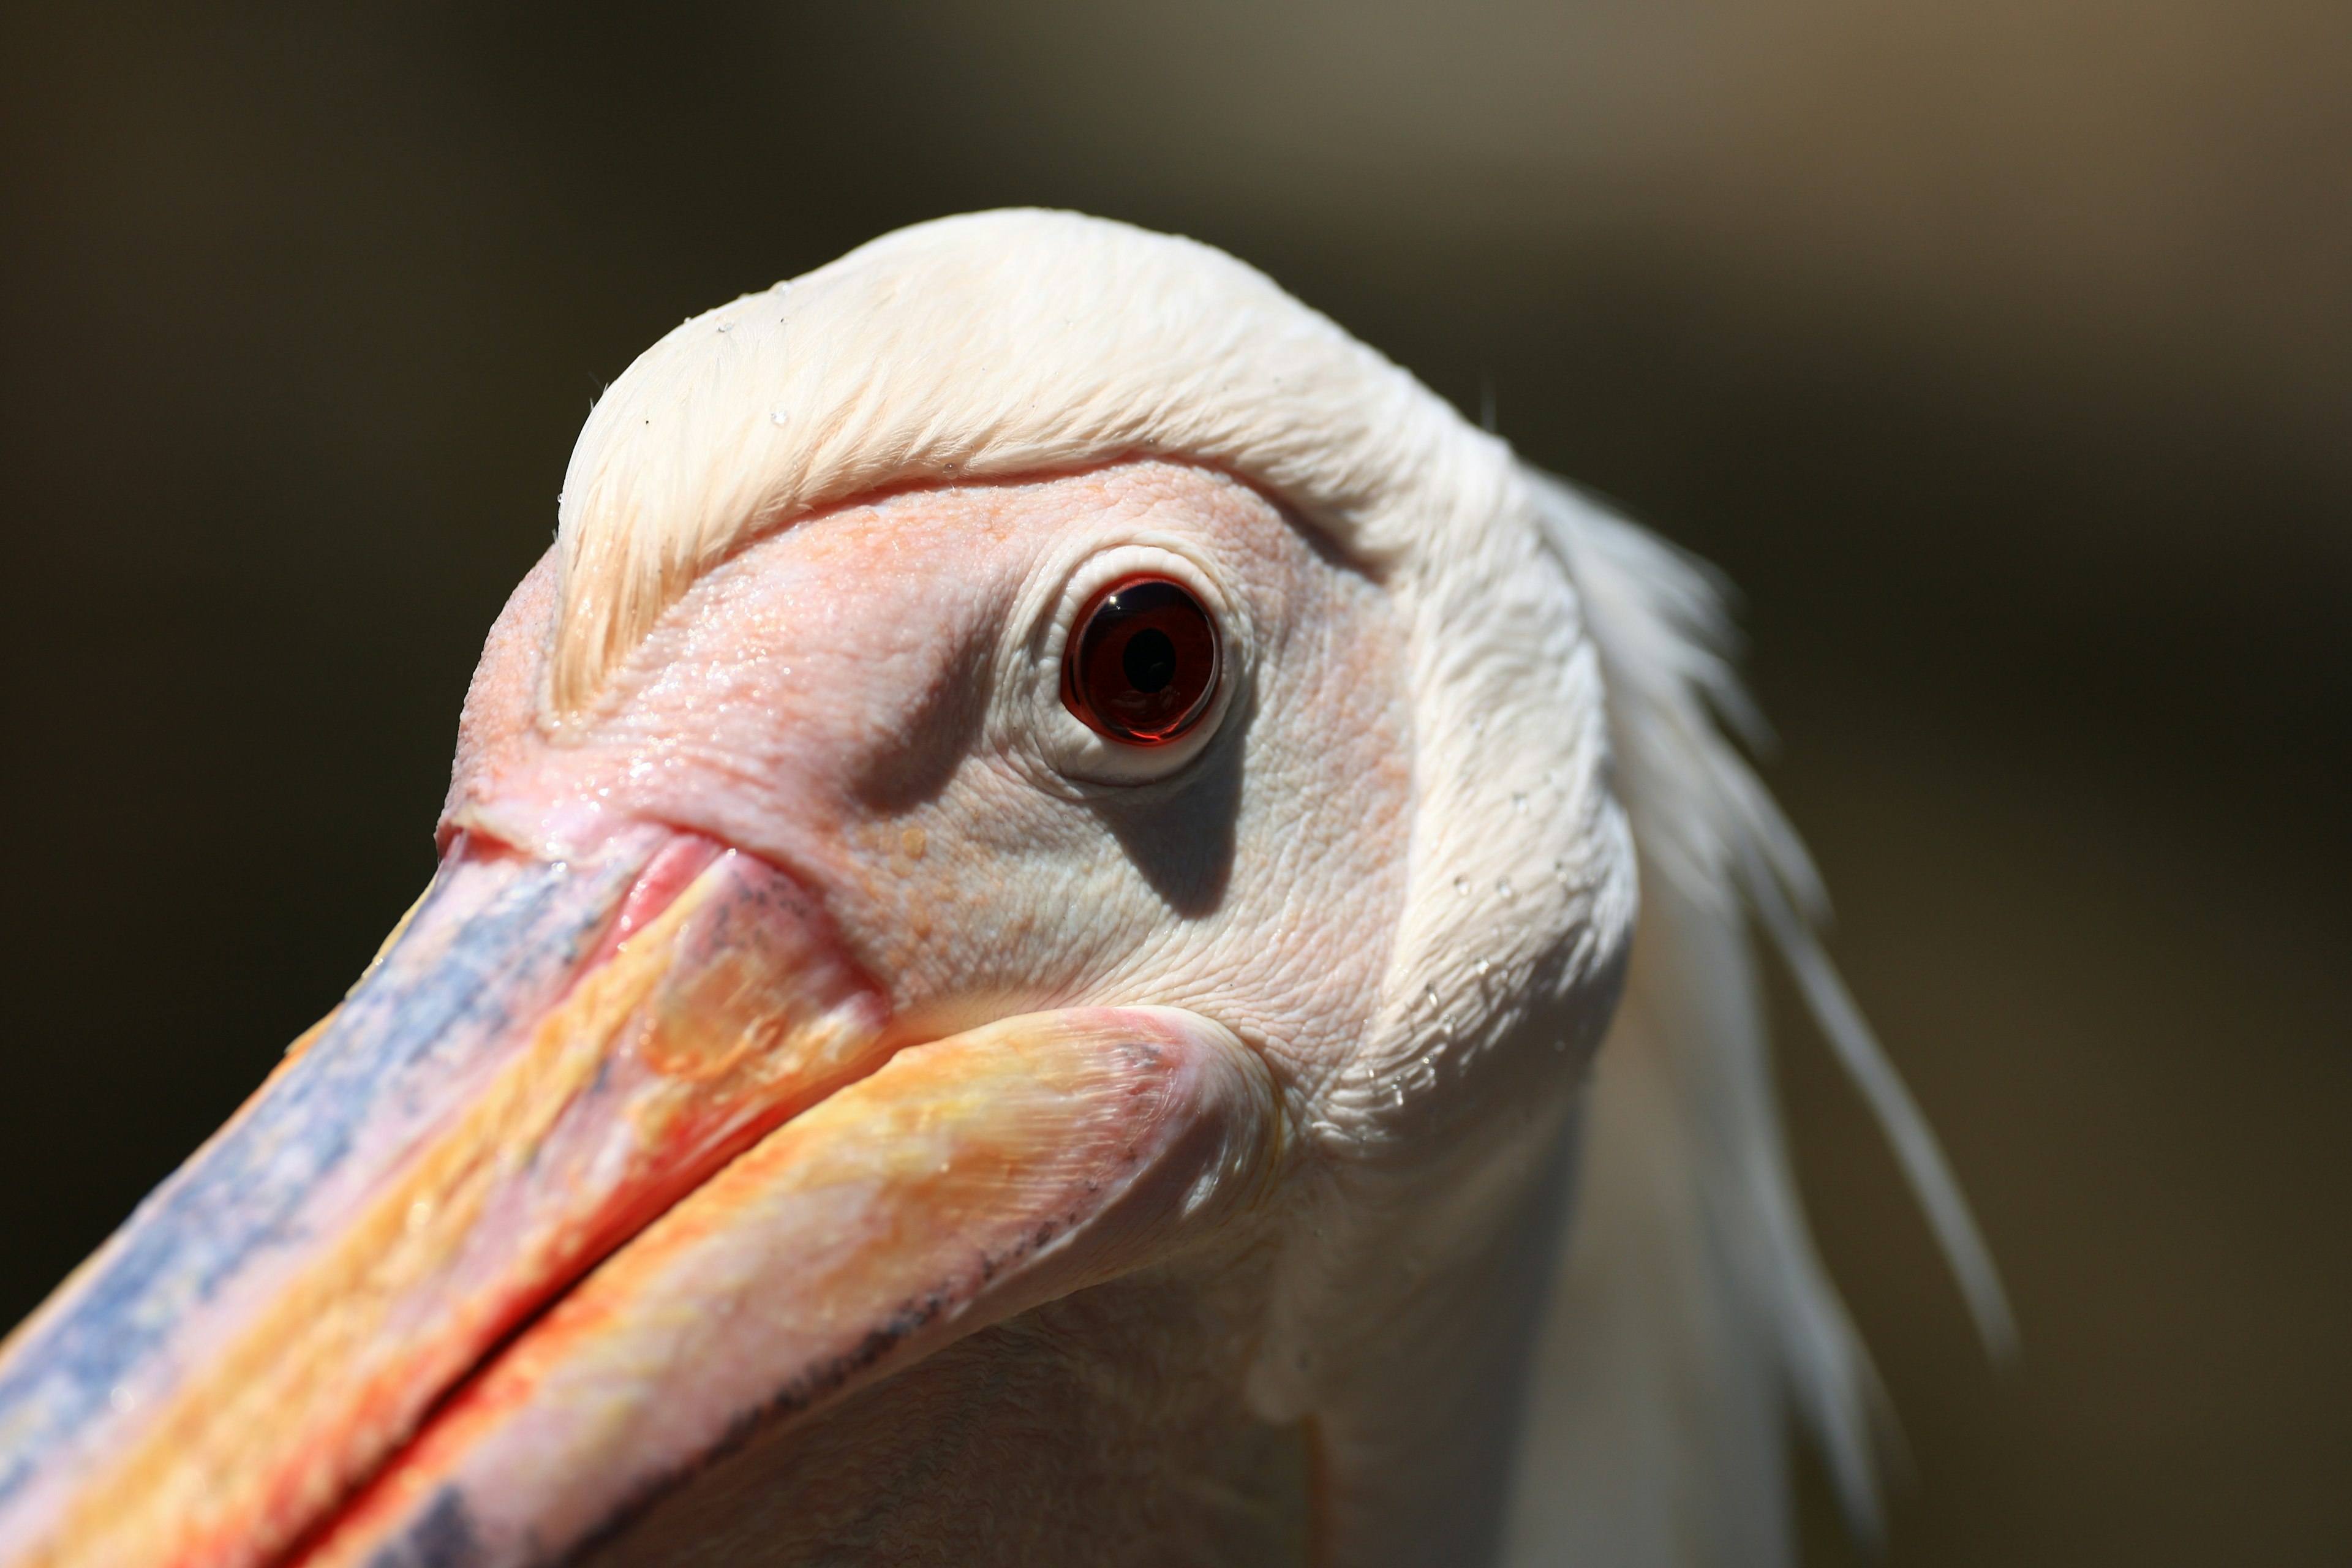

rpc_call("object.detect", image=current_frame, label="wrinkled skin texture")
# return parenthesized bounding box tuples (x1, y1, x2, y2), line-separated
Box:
(452, 461, 1412, 1085)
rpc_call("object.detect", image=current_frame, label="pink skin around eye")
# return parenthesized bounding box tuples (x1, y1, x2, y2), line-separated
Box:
(442, 459, 1412, 1080)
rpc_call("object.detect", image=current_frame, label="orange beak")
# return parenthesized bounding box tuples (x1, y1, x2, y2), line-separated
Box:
(0, 827, 1278, 1568)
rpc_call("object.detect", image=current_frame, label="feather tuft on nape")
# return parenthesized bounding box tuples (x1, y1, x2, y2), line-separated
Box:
(1507, 475, 2010, 1564)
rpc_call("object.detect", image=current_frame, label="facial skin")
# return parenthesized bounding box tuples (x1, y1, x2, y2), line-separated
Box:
(450, 459, 1417, 1104)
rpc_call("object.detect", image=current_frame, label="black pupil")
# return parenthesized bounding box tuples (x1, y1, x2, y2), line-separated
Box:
(1122, 628, 1177, 693)
(1063, 576, 1220, 745)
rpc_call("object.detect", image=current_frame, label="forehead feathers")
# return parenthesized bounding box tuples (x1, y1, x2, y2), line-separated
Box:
(551, 209, 1510, 715)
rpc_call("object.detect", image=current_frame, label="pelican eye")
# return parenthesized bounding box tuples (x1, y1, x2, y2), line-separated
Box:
(1060, 575, 1222, 746)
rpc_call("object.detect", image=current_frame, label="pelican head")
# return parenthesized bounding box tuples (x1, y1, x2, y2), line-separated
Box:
(0, 211, 1998, 1568)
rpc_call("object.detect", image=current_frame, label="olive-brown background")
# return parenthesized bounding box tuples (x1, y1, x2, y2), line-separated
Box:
(2, 4, 2345, 1561)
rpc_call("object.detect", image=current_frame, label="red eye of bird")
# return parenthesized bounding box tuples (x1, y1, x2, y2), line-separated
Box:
(1061, 575, 1223, 746)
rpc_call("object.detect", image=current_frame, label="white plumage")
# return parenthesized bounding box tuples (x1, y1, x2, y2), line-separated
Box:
(1513, 489, 2007, 1562)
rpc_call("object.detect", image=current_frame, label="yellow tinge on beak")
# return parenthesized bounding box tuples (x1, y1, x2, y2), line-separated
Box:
(306, 1004, 1280, 1568)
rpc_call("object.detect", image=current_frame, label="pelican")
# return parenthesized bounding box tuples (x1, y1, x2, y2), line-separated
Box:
(0, 210, 2003, 1568)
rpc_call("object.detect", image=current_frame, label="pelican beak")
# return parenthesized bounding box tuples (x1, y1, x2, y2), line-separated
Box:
(0, 827, 1278, 1568)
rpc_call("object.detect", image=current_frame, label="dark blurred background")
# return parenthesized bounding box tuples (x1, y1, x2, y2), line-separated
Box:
(1, 2, 2345, 1561)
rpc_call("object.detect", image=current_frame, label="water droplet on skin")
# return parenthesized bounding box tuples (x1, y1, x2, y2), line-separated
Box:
(716, 321, 732, 333)
(1393, 1085, 1406, 1107)
(108, 1385, 135, 1415)
(1512, 791, 1528, 813)
(1497, 876, 1515, 900)
(1425, 984, 1442, 1011)
(1474, 957, 1491, 978)
(1555, 858, 1569, 883)
(406, 1199, 433, 1234)
(1453, 875, 1471, 897)
(1553, 1038, 1569, 1054)
(770, 407, 789, 426)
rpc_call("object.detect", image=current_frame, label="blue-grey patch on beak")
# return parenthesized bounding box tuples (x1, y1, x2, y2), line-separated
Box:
(364, 1489, 481, 1568)
(0, 838, 649, 1512)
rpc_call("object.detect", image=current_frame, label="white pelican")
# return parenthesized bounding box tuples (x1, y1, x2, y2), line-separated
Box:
(0, 210, 2003, 1568)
